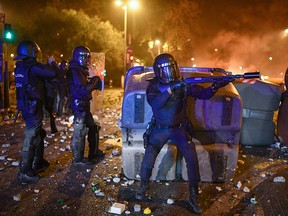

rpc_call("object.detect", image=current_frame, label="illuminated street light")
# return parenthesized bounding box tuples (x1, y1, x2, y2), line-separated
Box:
(115, 0, 139, 77)
(155, 39, 161, 55)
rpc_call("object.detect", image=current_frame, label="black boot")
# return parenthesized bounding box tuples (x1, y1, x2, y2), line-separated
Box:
(50, 116, 58, 134)
(72, 141, 86, 166)
(18, 150, 39, 184)
(32, 129, 50, 172)
(71, 124, 87, 166)
(135, 180, 149, 200)
(189, 184, 202, 214)
(88, 125, 104, 163)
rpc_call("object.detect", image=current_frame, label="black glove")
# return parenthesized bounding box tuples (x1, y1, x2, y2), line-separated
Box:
(170, 81, 182, 90)
(90, 75, 100, 84)
(211, 80, 229, 91)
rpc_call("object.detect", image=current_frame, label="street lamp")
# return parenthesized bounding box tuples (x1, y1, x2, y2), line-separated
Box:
(155, 40, 161, 55)
(115, 0, 139, 78)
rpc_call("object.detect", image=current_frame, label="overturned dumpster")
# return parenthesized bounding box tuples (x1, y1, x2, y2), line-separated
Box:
(121, 66, 243, 183)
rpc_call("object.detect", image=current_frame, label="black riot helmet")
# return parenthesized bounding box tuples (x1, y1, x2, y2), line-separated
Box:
(72, 46, 91, 67)
(153, 53, 180, 83)
(13, 40, 42, 62)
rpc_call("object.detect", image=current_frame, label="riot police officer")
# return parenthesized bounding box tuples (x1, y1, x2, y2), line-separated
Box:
(67, 45, 104, 166)
(14, 40, 56, 184)
(135, 53, 229, 214)
(56, 60, 69, 117)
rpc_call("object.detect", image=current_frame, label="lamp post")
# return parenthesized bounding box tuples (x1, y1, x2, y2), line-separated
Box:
(155, 40, 161, 55)
(116, 0, 139, 78)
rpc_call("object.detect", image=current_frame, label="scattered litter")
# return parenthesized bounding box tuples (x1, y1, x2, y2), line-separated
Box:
(273, 176, 286, 183)
(68, 116, 74, 124)
(134, 204, 141, 212)
(250, 197, 257, 204)
(57, 198, 65, 204)
(113, 177, 121, 183)
(92, 182, 100, 187)
(107, 197, 115, 203)
(112, 149, 120, 156)
(238, 159, 245, 165)
(215, 186, 222, 191)
(34, 189, 40, 193)
(271, 142, 281, 148)
(124, 210, 131, 214)
(12, 161, 19, 166)
(143, 207, 151, 215)
(243, 186, 250, 193)
(236, 181, 242, 189)
(0, 156, 6, 160)
(95, 191, 105, 197)
(13, 194, 21, 201)
(167, 198, 174, 204)
(108, 202, 125, 215)
(2, 144, 10, 148)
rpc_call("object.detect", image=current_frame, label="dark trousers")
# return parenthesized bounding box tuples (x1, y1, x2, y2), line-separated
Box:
(20, 101, 45, 172)
(140, 126, 200, 184)
(72, 108, 99, 161)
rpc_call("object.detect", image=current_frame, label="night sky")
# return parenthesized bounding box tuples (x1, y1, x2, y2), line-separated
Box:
(1, 0, 288, 78)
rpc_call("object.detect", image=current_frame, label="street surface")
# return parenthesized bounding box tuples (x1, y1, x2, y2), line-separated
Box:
(0, 88, 287, 216)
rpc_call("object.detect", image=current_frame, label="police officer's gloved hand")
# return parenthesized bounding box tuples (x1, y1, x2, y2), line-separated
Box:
(169, 80, 182, 90)
(211, 80, 230, 91)
(90, 75, 100, 84)
(158, 83, 170, 93)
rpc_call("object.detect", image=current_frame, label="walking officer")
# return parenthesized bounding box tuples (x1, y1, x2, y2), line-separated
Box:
(14, 40, 57, 184)
(135, 53, 229, 214)
(66, 45, 104, 166)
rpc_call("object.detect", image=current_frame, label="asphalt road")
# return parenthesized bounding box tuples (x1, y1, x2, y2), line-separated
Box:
(0, 88, 287, 216)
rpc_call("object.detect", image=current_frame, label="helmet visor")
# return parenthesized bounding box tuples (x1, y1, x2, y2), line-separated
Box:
(79, 52, 91, 67)
(158, 62, 180, 83)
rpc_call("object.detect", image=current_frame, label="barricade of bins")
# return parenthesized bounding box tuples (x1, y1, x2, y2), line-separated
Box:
(120, 66, 281, 183)
(233, 79, 282, 146)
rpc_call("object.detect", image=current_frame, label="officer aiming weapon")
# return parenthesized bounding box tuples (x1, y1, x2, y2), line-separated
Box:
(183, 71, 260, 85)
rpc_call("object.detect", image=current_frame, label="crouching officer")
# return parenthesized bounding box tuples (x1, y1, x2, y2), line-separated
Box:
(14, 40, 56, 184)
(135, 53, 229, 214)
(67, 45, 104, 166)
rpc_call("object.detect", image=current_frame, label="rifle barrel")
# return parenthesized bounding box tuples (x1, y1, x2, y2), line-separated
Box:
(183, 71, 260, 84)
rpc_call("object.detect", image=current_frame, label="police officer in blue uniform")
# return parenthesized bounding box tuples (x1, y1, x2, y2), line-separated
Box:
(67, 46, 104, 166)
(135, 53, 229, 214)
(56, 60, 69, 117)
(14, 40, 57, 184)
